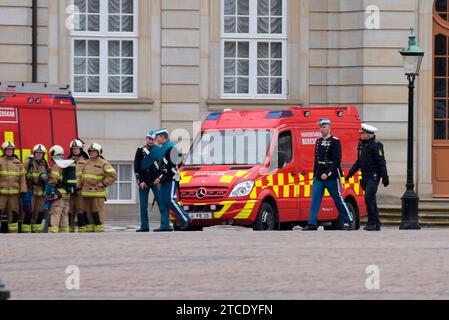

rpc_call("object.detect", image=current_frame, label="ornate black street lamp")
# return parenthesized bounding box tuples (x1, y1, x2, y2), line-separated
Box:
(399, 28, 424, 230)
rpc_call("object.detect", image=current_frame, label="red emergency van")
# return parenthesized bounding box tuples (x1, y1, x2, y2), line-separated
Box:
(0, 82, 78, 160)
(176, 106, 367, 231)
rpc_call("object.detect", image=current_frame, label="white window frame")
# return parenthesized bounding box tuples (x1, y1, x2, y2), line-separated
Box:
(221, 0, 288, 99)
(106, 162, 137, 204)
(70, 0, 139, 98)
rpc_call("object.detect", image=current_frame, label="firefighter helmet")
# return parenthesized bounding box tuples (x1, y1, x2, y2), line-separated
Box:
(70, 139, 84, 149)
(32, 144, 47, 154)
(49, 145, 64, 158)
(88, 143, 102, 155)
(1, 141, 15, 151)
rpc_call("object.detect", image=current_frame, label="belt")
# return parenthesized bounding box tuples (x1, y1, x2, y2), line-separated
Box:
(318, 161, 334, 165)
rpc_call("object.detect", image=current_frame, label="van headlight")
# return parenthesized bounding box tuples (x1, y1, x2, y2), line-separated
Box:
(229, 181, 255, 198)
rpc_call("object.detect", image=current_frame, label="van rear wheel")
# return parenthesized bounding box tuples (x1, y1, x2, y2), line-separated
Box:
(253, 202, 276, 231)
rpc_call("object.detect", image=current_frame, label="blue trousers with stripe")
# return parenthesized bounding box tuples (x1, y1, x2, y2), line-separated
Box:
(138, 185, 163, 230)
(159, 181, 190, 229)
(308, 178, 353, 226)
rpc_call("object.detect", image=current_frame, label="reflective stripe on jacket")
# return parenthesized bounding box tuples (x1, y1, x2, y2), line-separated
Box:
(78, 157, 116, 198)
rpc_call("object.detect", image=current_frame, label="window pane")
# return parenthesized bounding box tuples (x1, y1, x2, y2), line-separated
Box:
(258, 0, 269, 15)
(258, 78, 269, 94)
(87, 58, 99, 74)
(238, 0, 249, 15)
(271, 0, 282, 16)
(225, 42, 236, 58)
(119, 183, 132, 200)
(271, 77, 282, 94)
(88, 0, 100, 13)
(109, 0, 120, 13)
(122, 41, 133, 57)
(76, 14, 87, 31)
(74, 76, 86, 92)
(74, 40, 86, 56)
(122, 15, 133, 32)
(271, 42, 282, 58)
(109, 15, 120, 32)
(435, 100, 447, 119)
(74, 58, 86, 74)
(75, 0, 86, 13)
(238, 42, 249, 58)
(88, 40, 100, 56)
(271, 60, 282, 76)
(435, 58, 446, 77)
(224, 0, 236, 15)
(119, 164, 132, 181)
(434, 79, 446, 97)
(258, 59, 269, 76)
(435, 121, 446, 140)
(435, 34, 447, 56)
(87, 14, 100, 31)
(109, 58, 120, 75)
(271, 17, 282, 33)
(109, 41, 120, 56)
(237, 77, 249, 94)
(224, 59, 236, 76)
(224, 17, 236, 33)
(109, 76, 120, 92)
(87, 76, 100, 92)
(122, 77, 133, 93)
(122, 0, 134, 14)
(122, 58, 133, 75)
(238, 60, 249, 76)
(258, 43, 269, 58)
(108, 183, 118, 200)
(224, 77, 236, 93)
(258, 17, 269, 33)
(436, 0, 447, 12)
(237, 17, 249, 33)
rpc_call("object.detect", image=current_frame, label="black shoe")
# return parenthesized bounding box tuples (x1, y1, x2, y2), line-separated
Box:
(364, 224, 380, 231)
(302, 224, 318, 231)
(344, 223, 354, 231)
(180, 219, 192, 231)
(136, 228, 150, 233)
(153, 227, 173, 232)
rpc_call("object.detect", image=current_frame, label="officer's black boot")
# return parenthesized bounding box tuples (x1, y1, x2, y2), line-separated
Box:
(302, 224, 318, 231)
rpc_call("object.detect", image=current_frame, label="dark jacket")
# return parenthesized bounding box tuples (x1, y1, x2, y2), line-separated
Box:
(347, 137, 389, 184)
(313, 135, 343, 181)
(134, 145, 159, 186)
(158, 145, 181, 183)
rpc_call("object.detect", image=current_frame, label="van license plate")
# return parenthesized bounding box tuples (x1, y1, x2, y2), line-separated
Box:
(189, 212, 213, 219)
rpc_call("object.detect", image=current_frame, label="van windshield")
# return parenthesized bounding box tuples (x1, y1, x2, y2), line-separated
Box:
(184, 129, 274, 165)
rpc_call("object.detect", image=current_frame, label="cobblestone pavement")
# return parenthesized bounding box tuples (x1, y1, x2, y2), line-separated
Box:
(1, 227, 449, 300)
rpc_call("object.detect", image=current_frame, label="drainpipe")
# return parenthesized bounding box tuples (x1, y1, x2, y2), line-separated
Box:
(32, 0, 38, 82)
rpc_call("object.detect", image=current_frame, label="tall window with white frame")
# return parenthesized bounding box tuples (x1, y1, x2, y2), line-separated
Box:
(107, 163, 136, 203)
(71, 0, 138, 97)
(222, 0, 287, 99)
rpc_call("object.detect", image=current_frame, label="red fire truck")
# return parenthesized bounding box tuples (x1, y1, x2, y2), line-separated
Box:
(176, 106, 367, 231)
(0, 82, 78, 160)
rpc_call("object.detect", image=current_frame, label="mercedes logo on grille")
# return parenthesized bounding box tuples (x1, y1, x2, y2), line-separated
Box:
(196, 187, 207, 199)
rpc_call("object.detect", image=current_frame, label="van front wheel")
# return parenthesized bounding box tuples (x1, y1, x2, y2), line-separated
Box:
(253, 202, 276, 231)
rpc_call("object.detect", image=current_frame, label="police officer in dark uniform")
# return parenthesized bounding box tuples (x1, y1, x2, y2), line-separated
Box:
(346, 123, 389, 231)
(134, 130, 162, 232)
(303, 118, 354, 231)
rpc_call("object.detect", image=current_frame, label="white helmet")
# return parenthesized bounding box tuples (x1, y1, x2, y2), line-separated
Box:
(33, 144, 47, 154)
(49, 145, 64, 158)
(70, 139, 84, 149)
(1, 141, 15, 151)
(88, 143, 102, 155)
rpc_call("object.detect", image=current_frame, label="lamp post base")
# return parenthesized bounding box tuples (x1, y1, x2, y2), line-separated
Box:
(400, 189, 421, 230)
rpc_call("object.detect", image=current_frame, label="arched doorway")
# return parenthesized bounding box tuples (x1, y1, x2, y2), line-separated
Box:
(433, 0, 449, 196)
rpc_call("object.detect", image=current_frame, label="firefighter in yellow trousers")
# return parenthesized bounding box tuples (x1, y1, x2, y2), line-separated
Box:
(22, 144, 50, 233)
(78, 143, 116, 233)
(0, 142, 27, 233)
(68, 139, 88, 232)
(46, 145, 72, 233)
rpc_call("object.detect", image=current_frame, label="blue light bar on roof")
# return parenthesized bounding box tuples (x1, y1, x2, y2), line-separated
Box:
(206, 112, 222, 120)
(266, 110, 294, 119)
